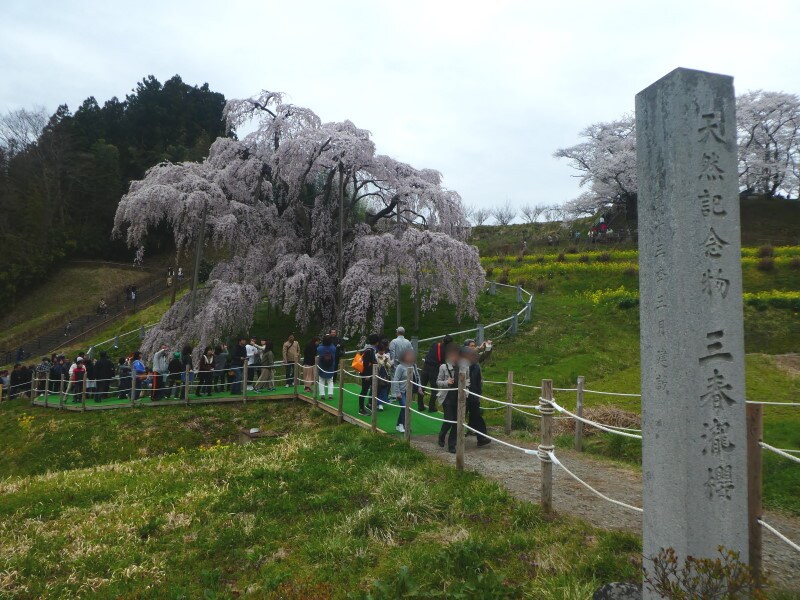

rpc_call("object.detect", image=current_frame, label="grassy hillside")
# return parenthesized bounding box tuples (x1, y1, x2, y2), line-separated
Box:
(476, 247, 800, 514)
(0, 399, 641, 599)
(0, 263, 158, 352)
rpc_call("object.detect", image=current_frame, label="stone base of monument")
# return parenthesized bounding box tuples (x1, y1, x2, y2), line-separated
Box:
(592, 582, 641, 600)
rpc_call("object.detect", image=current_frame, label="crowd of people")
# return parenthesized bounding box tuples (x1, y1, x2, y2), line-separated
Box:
(2, 326, 494, 452)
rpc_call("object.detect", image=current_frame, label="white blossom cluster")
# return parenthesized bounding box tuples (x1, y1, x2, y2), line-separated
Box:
(113, 90, 484, 357)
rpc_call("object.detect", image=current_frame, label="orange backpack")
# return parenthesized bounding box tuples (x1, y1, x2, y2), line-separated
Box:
(351, 352, 365, 374)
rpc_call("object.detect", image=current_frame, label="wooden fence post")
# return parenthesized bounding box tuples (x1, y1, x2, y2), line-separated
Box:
(404, 369, 413, 442)
(243, 362, 249, 404)
(504, 371, 514, 435)
(293, 356, 300, 398)
(539, 379, 554, 514)
(130, 372, 136, 408)
(575, 376, 585, 452)
(81, 371, 88, 412)
(337, 361, 344, 424)
(456, 366, 466, 471)
(371, 364, 378, 432)
(29, 373, 36, 405)
(313, 356, 320, 407)
(747, 403, 763, 588)
(59, 375, 65, 410)
(184, 367, 190, 405)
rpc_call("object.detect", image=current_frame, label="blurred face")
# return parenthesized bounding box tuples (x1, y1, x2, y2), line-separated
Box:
(329, 329, 337, 337)
(446, 350, 459, 364)
(468, 341, 476, 348)
(402, 350, 415, 364)
(288, 335, 294, 343)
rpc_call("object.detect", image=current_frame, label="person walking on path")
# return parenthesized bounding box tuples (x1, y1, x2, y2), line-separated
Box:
(197, 346, 215, 397)
(328, 328, 344, 382)
(302, 336, 320, 393)
(357, 334, 380, 415)
(316, 335, 337, 401)
(392, 348, 422, 433)
(214, 344, 229, 393)
(421, 335, 452, 412)
(70, 357, 87, 403)
(389, 326, 412, 365)
(464, 346, 490, 446)
(436, 344, 469, 454)
(94, 351, 115, 401)
(152, 345, 170, 401)
(167, 352, 183, 398)
(245, 337, 263, 391)
(375, 342, 392, 411)
(254, 340, 276, 391)
(229, 338, 247, 395)
(131, 352, 147, 402)
(282, 334, 300, 388)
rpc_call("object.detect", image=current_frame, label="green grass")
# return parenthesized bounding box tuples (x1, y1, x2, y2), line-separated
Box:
(0, 398, 642, 599)
(0, 264, 156, 350)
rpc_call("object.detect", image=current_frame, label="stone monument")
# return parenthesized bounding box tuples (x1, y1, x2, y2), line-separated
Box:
(636, 68, 748, 588)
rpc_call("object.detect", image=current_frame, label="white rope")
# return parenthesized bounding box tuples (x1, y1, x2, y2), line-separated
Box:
(462, 423, 539, 454)
(511, 406, 542, 418)
(483, 380, 543, 390)
(548, 399, 643, 440)
(408, 405, 456, 424)
(760, 442, 800, 464)
(581, 389, 641, 397)
(547, 451, 643, 513)
(746, 400, 800, 407)
(758, 519, 800, 552)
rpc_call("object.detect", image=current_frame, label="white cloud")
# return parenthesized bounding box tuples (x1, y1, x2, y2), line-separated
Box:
(1, 0, 798, 210)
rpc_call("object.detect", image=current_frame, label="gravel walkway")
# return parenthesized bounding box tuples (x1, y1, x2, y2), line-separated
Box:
(411, 433, 800, 591)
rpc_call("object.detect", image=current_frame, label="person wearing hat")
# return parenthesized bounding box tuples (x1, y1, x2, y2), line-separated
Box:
(167, 351, 184, 398)
(389, 326, 412, 366)
(69, 357, 87, 403)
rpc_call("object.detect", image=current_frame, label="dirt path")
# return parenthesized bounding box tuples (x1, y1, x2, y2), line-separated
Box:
(411, 433, 800, 590)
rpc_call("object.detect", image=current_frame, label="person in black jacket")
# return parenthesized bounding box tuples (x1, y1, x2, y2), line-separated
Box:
(421, 335, 452, 412)
(357, 334, 380, 415)
(118, 358, 132, 399)
(94, 352, 115, 401)
(465, 347, 490, 447)
(328, 328, 344, 382)
(230, 338, 247, 394)
(167, 352, 184, 398)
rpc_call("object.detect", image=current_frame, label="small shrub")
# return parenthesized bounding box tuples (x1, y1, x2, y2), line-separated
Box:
(496, 255, 506, 264)
(515, 254, 524, 262)
(556, 253, 566, 262)
(566, 245, 578, 254)
(756, 257, 775, 272)
(623, 266, 638, 277)
(578, 255, 590, 263)
(596, 251, 612, 262)
(501, 243, 511, 256)
(533, 279, 548, 294)
(789, 257, 800, 270)
(535, 255, 545, 264)
(644, 546, 764, 600)
(757, 244, 774, 258)
(485, 266, 494, 278)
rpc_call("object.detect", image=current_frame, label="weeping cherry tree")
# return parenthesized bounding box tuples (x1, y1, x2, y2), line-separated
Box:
(113, 90, 484, 358)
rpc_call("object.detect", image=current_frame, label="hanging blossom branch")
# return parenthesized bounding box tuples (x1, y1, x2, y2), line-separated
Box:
(113, 88, 483, 357)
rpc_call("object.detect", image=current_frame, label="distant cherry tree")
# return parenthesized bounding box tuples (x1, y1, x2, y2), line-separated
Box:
(556, 91, 800, 218)
(737, 90, 800, 199)
(113, 90, 483, 357)
(554, 115, 637, 218)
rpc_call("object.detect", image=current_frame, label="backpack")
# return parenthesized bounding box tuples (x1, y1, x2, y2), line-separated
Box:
(319, 346, 334, 372)
(351, 352, 364, 374)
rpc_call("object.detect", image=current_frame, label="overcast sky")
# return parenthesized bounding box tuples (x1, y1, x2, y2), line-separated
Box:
(2, 0, 799, 212)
